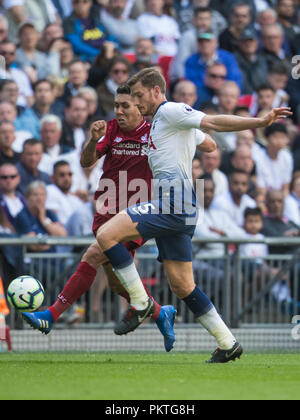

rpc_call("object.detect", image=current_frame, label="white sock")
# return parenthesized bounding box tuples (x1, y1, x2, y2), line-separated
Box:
(113, 262, 149, 310)
(197, 307, 236, 350)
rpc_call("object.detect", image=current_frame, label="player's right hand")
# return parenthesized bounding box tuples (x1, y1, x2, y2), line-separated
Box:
(91, 120, 107, 141)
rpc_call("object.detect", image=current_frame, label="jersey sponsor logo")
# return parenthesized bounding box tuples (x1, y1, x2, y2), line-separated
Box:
(113, 137, 123, 143)
(141, 134, 149, 143)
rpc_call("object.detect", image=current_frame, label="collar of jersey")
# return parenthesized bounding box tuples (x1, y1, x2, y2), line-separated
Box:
(154, 101, 168, 117)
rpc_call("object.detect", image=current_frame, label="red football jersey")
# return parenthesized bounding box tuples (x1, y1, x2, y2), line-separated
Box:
(94, 118, 152, 216)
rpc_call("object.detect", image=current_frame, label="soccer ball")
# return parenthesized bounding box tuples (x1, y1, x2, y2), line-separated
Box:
(7, 276, 45, 312)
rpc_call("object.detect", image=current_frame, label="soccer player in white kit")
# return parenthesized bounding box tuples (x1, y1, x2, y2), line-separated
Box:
(97, 68, 292, 363)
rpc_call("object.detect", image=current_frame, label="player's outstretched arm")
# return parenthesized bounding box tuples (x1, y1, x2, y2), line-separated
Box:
(80, 121, 107, 168)
(200, 107, 293, 133)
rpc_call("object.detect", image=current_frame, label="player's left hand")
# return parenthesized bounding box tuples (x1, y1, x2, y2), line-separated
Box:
(262, 107, 293, 127)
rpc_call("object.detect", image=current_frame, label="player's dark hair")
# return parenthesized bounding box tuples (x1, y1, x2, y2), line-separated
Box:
(244, 207, 263, 219)
(265, 123, 287, 138)
(128, 68, 167, 94)
(116, 84, 131, 96)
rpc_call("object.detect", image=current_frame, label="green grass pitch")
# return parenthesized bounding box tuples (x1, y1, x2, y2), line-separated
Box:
(0, 352, 299, 400)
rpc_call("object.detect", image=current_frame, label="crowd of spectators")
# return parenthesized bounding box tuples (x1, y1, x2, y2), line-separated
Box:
(0, 0, 300, 306)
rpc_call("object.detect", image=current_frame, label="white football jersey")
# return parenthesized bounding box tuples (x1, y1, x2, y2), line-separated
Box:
(148, 102, 206, 182)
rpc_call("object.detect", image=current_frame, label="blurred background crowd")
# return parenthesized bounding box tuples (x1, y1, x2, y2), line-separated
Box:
(0, 0, 300, 302)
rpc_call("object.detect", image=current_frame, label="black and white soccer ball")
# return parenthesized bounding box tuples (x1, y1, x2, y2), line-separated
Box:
(7, 276, 45, 312)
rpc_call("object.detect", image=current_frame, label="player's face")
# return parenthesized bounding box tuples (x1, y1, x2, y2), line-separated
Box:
(130, 82, 157, 116)
(114, 94, 142, 131)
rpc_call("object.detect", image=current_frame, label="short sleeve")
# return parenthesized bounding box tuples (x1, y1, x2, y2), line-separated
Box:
(163, 102, 206, 130)
(195, 130, 206, 146)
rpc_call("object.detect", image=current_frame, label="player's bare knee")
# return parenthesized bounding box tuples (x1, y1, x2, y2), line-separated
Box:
(82, 244, 106, 269)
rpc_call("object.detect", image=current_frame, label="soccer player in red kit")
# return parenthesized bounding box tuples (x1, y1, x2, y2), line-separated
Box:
(22, 85, 176, 352)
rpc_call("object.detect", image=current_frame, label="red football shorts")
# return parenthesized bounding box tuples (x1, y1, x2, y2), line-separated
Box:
(92, 212, 145, 258)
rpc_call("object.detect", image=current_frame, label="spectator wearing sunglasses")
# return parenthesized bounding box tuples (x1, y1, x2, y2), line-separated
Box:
(195, 62, 227, 108)
(96, 56, 132, 119)
(185, 30, 243, 94)
(0, 163, 25, 228)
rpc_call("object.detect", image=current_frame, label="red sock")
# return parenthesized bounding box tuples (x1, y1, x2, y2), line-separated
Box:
(49, 262, 97, 322)
(143, 285, 161, 321)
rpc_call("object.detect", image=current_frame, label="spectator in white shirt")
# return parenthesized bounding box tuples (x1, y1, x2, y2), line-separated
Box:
(38, 115, 71, 175)
(137, 0, 180, 57)
(284, 172, 300, 226)
(194, 175, 245, 257)
(211, 169, 256, 227)
(241, 206, 292, 303)
(193, 175, 244, 290)
(256, 123, 293, 197)
(46, 160, 85, 226)
(240, 207, 268, 262)
(200, 148, 228, 196)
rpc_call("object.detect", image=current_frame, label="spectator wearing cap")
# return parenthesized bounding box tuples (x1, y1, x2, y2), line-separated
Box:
(234, 26, 268, 95)
(185, 30, 243, 94)
(170, 6, 214, 82)
(63, 0, 117, 62)
(219, 2, 252, 53)
(256, 123, 293, 198)
(16, 22, 60, 84)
